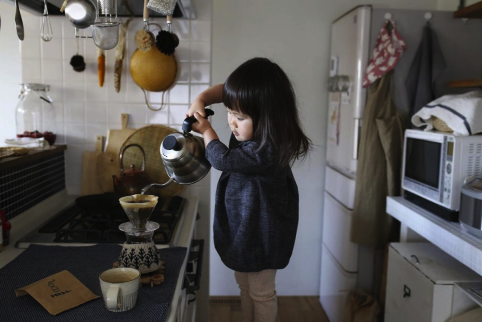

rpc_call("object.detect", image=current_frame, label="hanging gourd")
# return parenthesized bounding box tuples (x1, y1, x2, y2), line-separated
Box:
(129, 0, 178, 111)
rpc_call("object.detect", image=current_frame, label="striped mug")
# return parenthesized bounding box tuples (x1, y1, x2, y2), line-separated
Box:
(99, 268, 140, 312)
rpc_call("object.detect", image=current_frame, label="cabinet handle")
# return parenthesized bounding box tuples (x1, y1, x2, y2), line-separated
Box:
(410, 255, 420, 264)
(403, 285, 411, 298)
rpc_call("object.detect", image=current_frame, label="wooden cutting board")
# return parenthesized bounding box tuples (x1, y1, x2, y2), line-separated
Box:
(95, 151, 119, 193)
(81, 135, 104, 196)
(121, 125, 186, 199)
(105, 114, 136, 156)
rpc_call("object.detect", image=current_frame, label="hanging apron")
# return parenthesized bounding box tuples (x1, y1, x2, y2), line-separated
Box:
(350, 71, 404, 248)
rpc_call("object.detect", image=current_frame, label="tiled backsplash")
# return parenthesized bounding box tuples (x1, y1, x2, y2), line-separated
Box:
(19, 1, 212, 202)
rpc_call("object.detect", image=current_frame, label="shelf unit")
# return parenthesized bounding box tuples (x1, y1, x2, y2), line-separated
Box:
(451, 2, 482, 87)
(449, 79, 482, 88)
(454, 1, 482, 18)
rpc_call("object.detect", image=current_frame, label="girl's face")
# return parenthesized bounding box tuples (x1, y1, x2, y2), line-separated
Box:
(226, 108, 253, 141)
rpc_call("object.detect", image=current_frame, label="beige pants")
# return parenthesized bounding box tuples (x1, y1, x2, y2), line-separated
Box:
(235, 270, 278, 322)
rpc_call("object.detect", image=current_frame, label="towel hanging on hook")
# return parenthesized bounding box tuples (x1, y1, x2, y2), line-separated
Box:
(362, 19, 406, 88)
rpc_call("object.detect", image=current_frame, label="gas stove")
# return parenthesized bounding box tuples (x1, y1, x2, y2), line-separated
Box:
(16, 193, 186, 248)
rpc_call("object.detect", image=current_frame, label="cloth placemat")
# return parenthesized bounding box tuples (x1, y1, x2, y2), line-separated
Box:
(0, 244, 187, 321)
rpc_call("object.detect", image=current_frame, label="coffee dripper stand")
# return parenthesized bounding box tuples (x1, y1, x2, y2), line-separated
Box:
(118, 195, 162, 274)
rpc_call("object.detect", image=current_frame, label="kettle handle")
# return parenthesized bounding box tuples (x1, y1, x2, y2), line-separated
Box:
(182, 109, 215, 133)
(119, 144, 147, 175)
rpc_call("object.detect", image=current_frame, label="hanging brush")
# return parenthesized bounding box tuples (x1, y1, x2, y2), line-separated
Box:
(147, 0, 179, 55)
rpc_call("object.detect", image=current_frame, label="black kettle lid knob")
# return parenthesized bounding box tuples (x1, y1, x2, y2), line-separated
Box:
(163, 135, 180, 151)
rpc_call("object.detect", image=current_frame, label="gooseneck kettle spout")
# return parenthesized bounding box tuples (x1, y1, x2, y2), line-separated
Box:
(141, 109, 215, 195)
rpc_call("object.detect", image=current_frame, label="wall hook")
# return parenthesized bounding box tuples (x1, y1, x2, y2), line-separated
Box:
(384, 12, 392, 20)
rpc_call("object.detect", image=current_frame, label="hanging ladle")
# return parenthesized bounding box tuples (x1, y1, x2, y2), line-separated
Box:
(14, 0, 24, 41)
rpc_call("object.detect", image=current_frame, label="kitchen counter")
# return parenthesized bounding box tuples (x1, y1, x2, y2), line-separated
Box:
(0, 145, 67, 170)
(0, 190, 77, 268)
(0, 190, 199, 322)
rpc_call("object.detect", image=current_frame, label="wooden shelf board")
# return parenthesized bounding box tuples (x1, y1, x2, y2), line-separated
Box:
(449, 79, 482, 88)
(454, 1, 482, 18)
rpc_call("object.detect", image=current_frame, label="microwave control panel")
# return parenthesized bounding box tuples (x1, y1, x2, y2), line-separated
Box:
(442, 137, 454, 206)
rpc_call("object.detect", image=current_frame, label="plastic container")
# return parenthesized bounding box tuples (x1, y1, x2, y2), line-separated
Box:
(16, 83, 57, 145)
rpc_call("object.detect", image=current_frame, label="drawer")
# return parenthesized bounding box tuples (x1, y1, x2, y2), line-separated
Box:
(385, 246, 434, 321)
(320, 243, 357, 322)
(322, 192, 358, 272)
(325, 166, 356, 209)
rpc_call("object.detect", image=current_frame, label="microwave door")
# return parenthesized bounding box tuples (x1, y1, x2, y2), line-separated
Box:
(403, 137, 444, 203)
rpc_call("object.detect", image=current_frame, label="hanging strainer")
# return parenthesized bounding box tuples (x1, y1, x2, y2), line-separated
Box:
(146, 0, 177, 15)
(92, 0, 120, 50)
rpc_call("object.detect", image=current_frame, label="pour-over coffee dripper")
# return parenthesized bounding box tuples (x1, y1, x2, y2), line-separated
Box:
(118, 194, 161, 274)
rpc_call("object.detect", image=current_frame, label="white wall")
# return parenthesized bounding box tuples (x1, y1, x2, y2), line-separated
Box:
(210, 0, 442, 296)
(0, 2, 21, 145)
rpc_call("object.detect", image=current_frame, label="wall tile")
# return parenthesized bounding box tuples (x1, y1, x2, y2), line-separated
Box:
(170, 104, 189, 124)
(190, 41, 210, 62)
(66, 123, 86, 144)
(22, 16, 40, 39)
(191, 84, 209, 103)
(54, 102, 64, 122)
(64, 81, 86, 101)
(148, 108, 169, 124)
(21, 38, 41, 59)
(127, 104, 148, 124)
(86, 103, 107, 124)
(169, 84, 190, 104)
(107, 103, 128, 124)
(191, 63, 210, 83)
(177, 62, 190, 83)
(42, 60, 63, 82)
(176, 41, 190, 62)
(65, 101, 85, 123)
(22, 59, 42, 83)
(173, 20, 191, 41)
(191, 20, 211, 41)
(41, 38, 62, 60)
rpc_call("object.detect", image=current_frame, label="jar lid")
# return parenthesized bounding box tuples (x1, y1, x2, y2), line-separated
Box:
(21, 83, 50, 91)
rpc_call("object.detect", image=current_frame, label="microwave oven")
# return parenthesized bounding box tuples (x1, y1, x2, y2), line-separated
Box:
(402, 130, 482, 213)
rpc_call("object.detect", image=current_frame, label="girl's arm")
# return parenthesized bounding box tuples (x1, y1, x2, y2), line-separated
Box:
(187, 84, 224, 117)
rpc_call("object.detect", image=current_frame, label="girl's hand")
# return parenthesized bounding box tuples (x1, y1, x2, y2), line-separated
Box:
(192, 112, 213, 134)
(186, 98, 206, 118)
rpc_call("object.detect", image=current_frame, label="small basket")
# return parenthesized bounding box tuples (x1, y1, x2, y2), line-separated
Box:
(0, 147, 29, 160)
(432, 116, 453, 133)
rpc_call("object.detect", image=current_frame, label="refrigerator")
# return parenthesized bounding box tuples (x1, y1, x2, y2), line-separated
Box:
(320, 6, 482, 322)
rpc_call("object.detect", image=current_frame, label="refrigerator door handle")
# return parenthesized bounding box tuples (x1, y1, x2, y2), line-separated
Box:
(352, 118, 361, 160)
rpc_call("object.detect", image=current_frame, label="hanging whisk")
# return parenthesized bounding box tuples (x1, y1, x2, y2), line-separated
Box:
(40, 0, 53, 42)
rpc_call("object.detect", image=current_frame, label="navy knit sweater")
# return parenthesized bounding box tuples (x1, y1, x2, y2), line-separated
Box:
(205, 135, 299, 272)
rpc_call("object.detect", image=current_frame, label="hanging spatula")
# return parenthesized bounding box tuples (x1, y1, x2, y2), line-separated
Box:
(14, 0, 24, 40)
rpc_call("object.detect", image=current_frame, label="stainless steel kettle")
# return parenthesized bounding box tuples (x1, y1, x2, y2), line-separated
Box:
(141, 109, 214, 194)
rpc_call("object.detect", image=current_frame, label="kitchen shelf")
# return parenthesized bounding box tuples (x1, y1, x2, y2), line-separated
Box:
(0, 145, 66, 170)
(454, 1, 482, 18)
(387, 196, 482, 277)
(449, 79, 482, 88)
(455, 282, 482, 308)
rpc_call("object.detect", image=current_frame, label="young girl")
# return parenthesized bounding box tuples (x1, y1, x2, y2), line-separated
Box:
(188, 57, 312, 322)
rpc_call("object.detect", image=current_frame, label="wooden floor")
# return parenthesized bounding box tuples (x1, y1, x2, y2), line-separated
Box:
(209, 296, 329, 322)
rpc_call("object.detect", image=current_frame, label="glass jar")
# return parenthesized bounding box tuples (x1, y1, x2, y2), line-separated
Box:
(16, 83, 57, 145)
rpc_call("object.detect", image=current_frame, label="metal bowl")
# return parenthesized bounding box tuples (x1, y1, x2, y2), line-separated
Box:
(65, 0, 96, 29)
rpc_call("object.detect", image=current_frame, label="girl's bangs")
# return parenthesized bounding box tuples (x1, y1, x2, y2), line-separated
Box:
(222, 78, 248, 115)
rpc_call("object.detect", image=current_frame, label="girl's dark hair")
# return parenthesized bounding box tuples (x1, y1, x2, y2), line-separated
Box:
(222, 57, 312, 168)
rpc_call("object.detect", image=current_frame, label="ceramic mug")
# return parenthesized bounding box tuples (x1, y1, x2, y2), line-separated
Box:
(99, 268, 140, 312)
